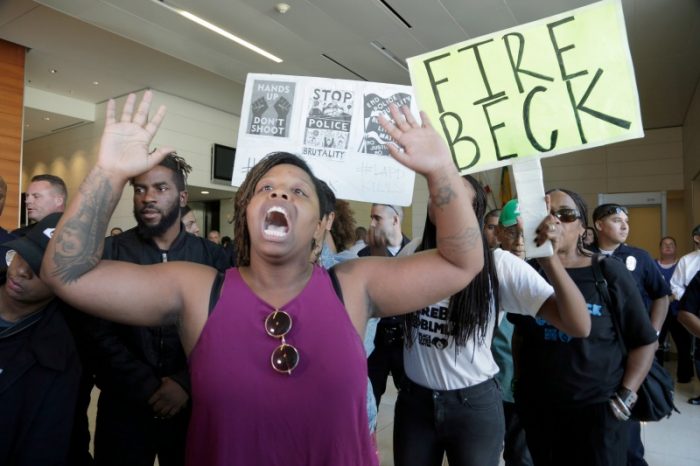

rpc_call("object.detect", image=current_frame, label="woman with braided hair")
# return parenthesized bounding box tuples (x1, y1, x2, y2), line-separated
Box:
(393, 180, 591, 466)
(42, 92, 485, 466)
(510, 188, 658, 466)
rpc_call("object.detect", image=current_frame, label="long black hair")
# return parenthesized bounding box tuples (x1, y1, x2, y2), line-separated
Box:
(405, 175, 499, 348)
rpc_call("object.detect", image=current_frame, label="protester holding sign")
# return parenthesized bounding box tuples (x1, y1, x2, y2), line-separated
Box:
(510, 189, 657, 466)
(40, 93, 484, 466)
(393, 181, 590, 466)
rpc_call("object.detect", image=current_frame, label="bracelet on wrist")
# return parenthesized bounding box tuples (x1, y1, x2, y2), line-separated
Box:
(609, 396, 630, 421)
(616, 386, 638, 409)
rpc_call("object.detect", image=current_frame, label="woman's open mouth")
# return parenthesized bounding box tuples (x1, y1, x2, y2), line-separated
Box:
(263, 206, 290, 239)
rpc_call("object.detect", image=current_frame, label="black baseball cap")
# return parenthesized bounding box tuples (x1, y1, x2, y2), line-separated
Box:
(592, 203, 628, 222)
(3, 212, 62, 275)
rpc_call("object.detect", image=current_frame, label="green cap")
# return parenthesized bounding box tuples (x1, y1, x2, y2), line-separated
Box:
(499, 199, 520, 227)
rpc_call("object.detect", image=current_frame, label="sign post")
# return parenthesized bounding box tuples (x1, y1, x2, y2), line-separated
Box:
(511, 159, 551, 258)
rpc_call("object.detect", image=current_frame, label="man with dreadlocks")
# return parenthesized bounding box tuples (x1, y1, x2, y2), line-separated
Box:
(87, 152, 231, 466)
(393, 179, 591, 466)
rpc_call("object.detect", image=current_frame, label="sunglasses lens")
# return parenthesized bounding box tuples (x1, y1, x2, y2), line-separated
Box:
(265, 311, 292, 337)
(554, 209, 579, 223)
(271, 344, 299, 373)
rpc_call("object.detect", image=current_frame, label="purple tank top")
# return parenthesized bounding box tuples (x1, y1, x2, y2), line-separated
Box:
(186, 266, 377, 466)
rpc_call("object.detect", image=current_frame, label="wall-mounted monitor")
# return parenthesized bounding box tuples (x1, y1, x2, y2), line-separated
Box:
(211, 143, 236, 185)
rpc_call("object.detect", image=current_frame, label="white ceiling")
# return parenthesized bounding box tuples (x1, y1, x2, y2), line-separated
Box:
(3, 0, 699, 131)
(1, 0, 699, 184)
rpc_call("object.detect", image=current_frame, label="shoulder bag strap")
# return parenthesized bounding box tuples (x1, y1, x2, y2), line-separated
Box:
(328, 266, 345, 305)
(208, 272, 226, 315)
(591, 253, 628, 357)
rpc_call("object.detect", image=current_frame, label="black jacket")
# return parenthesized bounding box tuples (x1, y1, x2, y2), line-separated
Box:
(89, 225, 231, 404)
(357, 234, 411, 258)
(0, 300, 81, 466)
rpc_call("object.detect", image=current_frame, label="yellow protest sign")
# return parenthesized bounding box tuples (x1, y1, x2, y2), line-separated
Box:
(407, 0, 642, 174)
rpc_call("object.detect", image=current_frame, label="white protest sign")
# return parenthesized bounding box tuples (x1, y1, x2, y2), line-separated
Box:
(233, 74, 417, 205)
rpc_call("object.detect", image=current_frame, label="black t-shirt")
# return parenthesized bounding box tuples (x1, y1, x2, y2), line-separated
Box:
(510, 257, 657, 407)
(680, 270, 700, 316)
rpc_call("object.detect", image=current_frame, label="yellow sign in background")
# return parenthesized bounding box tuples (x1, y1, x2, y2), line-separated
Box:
(407, 0, 643, 174)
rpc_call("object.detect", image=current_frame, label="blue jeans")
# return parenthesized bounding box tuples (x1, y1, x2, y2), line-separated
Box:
(393, 378, 504, 466)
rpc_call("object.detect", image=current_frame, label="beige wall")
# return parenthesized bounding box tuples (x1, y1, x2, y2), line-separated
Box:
(683, 81, 700, 231)
(23, 90, 240, 232)
(541, 127, 684, 224)
(542, 128, 685, 257)
(22, 90, 411, 242)
(409, 128, 685, 241)
(667, 191, 692, 256)
(0, 39, 25, 230)
(21, 86, 691, 247)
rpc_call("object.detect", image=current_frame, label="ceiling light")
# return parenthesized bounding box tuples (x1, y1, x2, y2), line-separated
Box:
(50, 68, 58, 74)
(370, 41, 408, 71)
(153, 0, 283, 63)
(275, 3, 290, 14)
(92, 81, 100, 85)
(321, 54, 368, 81)
(43, 117, 51, 121)
(201, 191, 210, 195)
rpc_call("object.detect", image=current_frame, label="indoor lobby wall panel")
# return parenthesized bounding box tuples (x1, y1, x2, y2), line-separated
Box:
(609, 175, 682, 194)
(607, 158, 683, 179)
(0, 39, 24, 230)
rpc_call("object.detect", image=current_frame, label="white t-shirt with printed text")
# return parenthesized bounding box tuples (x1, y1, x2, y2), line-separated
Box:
(403, 248, 554, 390)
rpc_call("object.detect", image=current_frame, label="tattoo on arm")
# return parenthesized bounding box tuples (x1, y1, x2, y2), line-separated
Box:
(430, 174, 456, 210)
(430, 172, 481, 258)
(438, 227, 482, 256)
(52, 168, 117, 284)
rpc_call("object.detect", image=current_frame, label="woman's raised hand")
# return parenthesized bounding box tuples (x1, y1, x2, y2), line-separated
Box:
(378, 104, 455, 177)
(97, 91, 174, 179)
(535, 194, 563, 252)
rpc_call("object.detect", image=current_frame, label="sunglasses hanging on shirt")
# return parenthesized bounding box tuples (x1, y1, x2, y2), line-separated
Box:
(264, 309, 300, 375)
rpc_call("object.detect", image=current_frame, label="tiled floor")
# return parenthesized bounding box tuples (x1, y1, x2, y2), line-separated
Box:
(375, 362, 700, 466)
(643, 374, 700, 466)
(87, 361, 700, 466)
